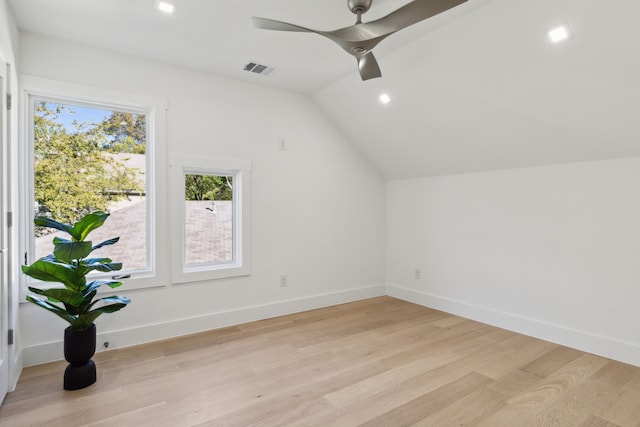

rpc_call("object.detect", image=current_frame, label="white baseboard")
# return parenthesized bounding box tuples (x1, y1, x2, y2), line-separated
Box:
(22, 284, 386, 367)
(10, 348, 23, 392)
(386, 283, 640, 367)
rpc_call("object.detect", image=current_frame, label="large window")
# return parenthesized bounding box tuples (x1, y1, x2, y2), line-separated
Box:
(169, 157, 251, 283)
(21, 76, 168, 291)
(31, 100, 148, 270)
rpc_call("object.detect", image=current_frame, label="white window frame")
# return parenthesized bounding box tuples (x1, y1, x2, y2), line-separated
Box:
(18, 76, 169, 295)
(169, 155, 251, 283)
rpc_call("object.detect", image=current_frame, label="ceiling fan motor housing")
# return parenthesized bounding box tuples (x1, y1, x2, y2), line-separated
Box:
(348, 0, 372, 14)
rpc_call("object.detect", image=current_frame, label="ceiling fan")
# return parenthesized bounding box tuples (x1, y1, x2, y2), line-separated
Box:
(253, 0, 468, 81)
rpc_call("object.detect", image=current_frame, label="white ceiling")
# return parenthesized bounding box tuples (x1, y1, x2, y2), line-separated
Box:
(8, 0, 640, 178)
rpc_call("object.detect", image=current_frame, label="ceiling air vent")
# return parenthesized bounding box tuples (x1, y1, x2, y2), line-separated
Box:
(243, 61, 275, 76)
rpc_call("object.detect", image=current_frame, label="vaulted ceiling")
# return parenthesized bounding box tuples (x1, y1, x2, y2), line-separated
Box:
(9, 0, 640, 178)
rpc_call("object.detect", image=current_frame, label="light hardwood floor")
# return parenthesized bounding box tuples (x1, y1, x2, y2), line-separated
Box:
(1, 296, 639, 426)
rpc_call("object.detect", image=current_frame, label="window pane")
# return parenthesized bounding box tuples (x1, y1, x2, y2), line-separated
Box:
(184, 173, 233, 265)
(32, 100, 148, 272)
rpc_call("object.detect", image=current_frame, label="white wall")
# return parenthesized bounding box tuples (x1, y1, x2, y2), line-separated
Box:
(387, 157, 640, 366)
(0, 0, 17, 59)
(17, 32, 386, 365)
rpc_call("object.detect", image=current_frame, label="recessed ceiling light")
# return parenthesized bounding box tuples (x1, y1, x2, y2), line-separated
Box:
(157, 1, 175, 14)
(379, 93, 391, 104)
(548, 25, 569, 43)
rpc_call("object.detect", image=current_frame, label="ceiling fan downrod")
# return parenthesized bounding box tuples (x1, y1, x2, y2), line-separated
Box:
(348, 0, 372, 24)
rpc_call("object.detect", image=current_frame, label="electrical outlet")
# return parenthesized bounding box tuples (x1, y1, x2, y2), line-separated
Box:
(414, 268, 421, 279)
(280, 274, 288, 287)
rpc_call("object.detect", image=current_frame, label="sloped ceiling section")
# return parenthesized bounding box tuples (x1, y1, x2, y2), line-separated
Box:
(314, 0, 640, 178)
(9, 0, 640, 179)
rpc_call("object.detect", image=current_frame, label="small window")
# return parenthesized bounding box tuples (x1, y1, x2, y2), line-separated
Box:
(184, 172, 234, 266)
(170, 157, 251, 283)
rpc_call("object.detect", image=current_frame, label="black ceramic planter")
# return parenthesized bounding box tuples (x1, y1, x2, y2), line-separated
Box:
(63, 324, 97, 390)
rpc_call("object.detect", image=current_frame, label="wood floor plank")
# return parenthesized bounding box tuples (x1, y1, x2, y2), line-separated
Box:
(580, 415, 623, 427)
(595, 370, 640, 427)
(506, 354, 609, 409)
(359, 372, 491, 427)
(487, 368, 542, 396)
(473, 336, 556, 379)
(590, 360, 639, 388)
(410, 385, 506, 427)
(323, 351, 460, 408)
(522, 345, 585, 378)
(1, 296, 639, 427)
(524, 380, 612, 427)
(476, 354, 615, 427)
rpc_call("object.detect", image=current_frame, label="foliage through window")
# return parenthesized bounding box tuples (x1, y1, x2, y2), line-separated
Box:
(31, 100, 149, 273)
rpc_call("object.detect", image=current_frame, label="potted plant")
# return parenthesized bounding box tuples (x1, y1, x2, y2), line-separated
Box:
(21, 211, 131, 390)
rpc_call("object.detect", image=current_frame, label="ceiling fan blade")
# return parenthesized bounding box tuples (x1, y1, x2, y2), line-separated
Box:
(252, 17, 315, 33)
(364, 0, 467, 38)
(357, 52, 382, 81)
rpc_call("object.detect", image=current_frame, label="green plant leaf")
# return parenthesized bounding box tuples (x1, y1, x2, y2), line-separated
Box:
(90, 263, 123, 272)
(28, 287, 84, 306)
(53, 237, 71, 245)
(26, 295, 75, 325)
(82, 257, 112, 264)
(81, 296, 131, 326)
(77, 312, 101, 328)
(63, 302, 82, 316)
(82, 258, 122, 273)
(103, 295, 131, 304)
(70, 211, 109, 241)
(88, 295, 130, 313)
(91, 302, 129, 314)
(33, 216, 73, 235)
(91, 237, 120, 252)
(85, 280, 123, 296)
(21, 259, 84, 291)
(53, 241, 92, 261)
(69, 317, 96, 332)
(81, 290, 97, 308)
